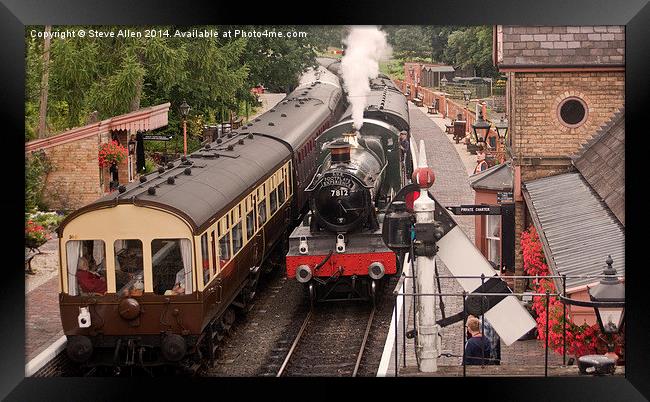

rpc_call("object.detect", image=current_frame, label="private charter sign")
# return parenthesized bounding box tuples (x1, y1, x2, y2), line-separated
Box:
(30, 28, 308, 40)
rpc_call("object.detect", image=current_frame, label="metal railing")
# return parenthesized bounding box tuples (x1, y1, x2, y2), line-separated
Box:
(389, 271, 623, 377)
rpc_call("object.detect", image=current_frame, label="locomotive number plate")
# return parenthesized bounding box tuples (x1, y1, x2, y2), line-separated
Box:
(330, 187, 349, 197)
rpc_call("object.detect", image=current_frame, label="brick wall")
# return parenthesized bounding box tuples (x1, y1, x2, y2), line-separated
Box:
(511, 71, 624, 158)
(499, 26, 625, 66)
(39, 135, 103, 210)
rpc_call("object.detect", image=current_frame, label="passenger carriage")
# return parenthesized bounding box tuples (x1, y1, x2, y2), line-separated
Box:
(57, 66, 345, 368)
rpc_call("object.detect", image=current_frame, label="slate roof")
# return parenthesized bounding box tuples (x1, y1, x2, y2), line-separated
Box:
(469, 161, 513, 192)
(573, 109, 625, 225)
(522, 173, 625, 291)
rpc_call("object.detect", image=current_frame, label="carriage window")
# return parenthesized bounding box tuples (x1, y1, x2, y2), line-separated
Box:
(270, 190, 278, 214)
(219, 232, 231, 266)
(201, 234, 210, 285)
(233, 222, 243, 254)
(258, 200, 267, 225)
(278, 182, 286, 204)
(65, 240, 106, 296)
(151, 238, 193, 296)
(246, 211, 255, 239)
(211, 230, 218, 277)
(114, 239, 144, 297)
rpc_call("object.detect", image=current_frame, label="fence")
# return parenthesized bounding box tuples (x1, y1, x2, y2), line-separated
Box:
(388, 271, 624, 377)
(394, 79, 501, 144)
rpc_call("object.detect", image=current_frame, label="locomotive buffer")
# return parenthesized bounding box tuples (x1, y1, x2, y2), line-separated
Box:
(383, 139, 536, 373)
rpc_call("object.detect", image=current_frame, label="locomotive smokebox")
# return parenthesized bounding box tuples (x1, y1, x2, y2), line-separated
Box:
(329, 140, 351, 164)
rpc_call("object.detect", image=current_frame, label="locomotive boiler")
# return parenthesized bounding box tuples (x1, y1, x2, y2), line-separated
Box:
(286, 72, 411, 303)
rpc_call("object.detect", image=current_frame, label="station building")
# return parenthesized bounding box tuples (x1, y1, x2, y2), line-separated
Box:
(403, 62, 455, 91)
(25, 103, 170, 210)
(494, 25, 625, 298)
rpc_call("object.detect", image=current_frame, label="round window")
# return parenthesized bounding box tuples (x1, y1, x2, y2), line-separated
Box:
(557, 97, 588, 128)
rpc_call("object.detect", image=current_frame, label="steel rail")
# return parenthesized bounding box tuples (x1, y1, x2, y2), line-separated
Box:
(352, 306, 376, 377)
(276, 309, 312, 377)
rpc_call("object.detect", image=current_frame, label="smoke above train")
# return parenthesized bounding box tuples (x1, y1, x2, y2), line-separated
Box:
(341, 26, 392, 131)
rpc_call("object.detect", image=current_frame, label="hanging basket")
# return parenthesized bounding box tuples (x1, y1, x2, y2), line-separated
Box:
(98, 140, 128, 168)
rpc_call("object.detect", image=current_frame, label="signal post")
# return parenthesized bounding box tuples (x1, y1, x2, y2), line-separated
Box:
(412, 140, 442, 373)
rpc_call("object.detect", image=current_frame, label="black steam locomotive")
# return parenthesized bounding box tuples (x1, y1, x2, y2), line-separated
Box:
(286, 65, 411, 303)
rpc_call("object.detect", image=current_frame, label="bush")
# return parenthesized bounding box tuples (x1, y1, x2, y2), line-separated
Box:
(144, 158, 157, 174)
(521, 225, 625, 360)
(27, 211, 64, 231)
(25, 218, 51, 250)
(25, 151, 53, 213)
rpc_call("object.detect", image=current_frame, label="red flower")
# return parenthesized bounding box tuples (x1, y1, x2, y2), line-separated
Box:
(520, 225, 622, 360)
(98, 140, 128, 168)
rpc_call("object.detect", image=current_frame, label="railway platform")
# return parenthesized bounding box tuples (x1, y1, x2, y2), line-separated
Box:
(25, 234, 65, 375)
(377, 102, 571, 377)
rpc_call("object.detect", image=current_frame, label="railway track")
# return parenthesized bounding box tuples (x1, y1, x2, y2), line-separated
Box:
(274, 302, 376, 377)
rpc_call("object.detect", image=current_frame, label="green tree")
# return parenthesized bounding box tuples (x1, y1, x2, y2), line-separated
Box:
(219, 25, 318, 93)
(383, 26, 431, 60)
(443, 26, 497, 77)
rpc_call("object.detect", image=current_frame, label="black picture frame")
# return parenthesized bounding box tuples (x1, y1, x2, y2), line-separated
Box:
(3, 0, 648, 399)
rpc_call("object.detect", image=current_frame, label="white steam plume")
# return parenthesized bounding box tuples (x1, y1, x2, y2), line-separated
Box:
(341, 26, 392, 131)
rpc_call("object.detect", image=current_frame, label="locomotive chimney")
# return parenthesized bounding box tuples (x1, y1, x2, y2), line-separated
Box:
(329, 140, 351, 164)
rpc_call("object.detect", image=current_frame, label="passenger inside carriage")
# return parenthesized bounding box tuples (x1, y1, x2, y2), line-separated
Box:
(76, 256, 107, 295)
(151, 238, 193, 296)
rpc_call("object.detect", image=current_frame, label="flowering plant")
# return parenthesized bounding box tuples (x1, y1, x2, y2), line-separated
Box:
(98, 140, 128, 168)
(25, 219, 51, 250)
(521, 225, 624, 360)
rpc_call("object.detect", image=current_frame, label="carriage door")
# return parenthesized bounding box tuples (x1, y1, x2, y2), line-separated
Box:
(250, 194, 262, 267)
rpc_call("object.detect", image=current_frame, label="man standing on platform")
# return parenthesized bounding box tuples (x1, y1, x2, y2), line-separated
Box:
(463, 315, 492, 365)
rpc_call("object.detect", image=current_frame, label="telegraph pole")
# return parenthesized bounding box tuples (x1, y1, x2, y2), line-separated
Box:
(412, 139, 440, 372)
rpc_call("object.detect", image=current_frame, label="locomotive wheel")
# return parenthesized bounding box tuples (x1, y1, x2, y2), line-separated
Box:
(222, 307, 236, 332)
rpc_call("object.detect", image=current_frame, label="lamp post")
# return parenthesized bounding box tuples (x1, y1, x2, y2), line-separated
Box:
(472, 111, 491, 145)
(493, 116, 508, 163)
(463, 89, 471, 105)
(462, 89, 472, 141)
(180, 100, 191, 157)
(559, 255, 625, 374)
(494, 116, 508, 147)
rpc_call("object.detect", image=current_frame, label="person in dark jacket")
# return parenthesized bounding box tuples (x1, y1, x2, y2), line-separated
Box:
(463, 315, 492, 365)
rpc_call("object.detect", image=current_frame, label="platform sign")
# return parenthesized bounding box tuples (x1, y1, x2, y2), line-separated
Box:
(432, 194, 536, 346)
(143, 134, 173, 141)
(446, 205, 501, 215)
(497, 191, 514, 204)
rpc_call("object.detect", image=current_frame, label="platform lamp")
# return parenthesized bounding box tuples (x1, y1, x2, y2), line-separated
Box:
(462, 89, 471, 105)
(494, 116, 508, 143)
(180, 100, 191, 156)
(471, 111, 491, 145)
(559, 255, 625, 374)
(128, 137, 136, 155)
(462, 89, 472, 139)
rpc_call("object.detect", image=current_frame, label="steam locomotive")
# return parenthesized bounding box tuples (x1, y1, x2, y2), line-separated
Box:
(56, 65, 345, 371)
(286, 65, 411, 303)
